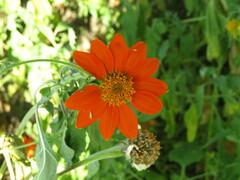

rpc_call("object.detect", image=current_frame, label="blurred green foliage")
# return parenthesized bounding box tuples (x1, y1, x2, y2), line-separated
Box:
(1, 0, 240, 179)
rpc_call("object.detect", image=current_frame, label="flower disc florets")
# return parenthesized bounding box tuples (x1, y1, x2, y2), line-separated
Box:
(100, 72, 135, 106)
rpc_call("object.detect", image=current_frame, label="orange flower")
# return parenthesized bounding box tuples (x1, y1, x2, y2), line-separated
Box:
(65, 34, 168, 140)
(23, 135, 36, 158)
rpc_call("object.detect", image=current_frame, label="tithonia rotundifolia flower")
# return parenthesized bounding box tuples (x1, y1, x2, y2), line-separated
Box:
(65, 34, 168, 140)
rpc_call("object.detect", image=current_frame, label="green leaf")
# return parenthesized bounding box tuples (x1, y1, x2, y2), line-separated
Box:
(34, 106, 58, 180)
(158, 40, 170, 60)
(183, 0, 194, 14)
(87, 161, 100, 179)
(32, 0, 52, 17)
(68, 28, 76, 48)
(120, 5, 138, 45)
(232, 54, 240, 67)
(68, 120, 88, 163)
(168, 142, 203, 168)
(205, 0, 226, 61)
(39, 85, 60, 105)
(50, 113, 74, 168)
(34, 134, 57, 180)
(196, 85, 204, 119)
(37, 24, 56, 47)
(44, 100, 54, 116)
(40, 87, 51, 97)
(164, 110, 176, 138)
(54, 22, 69, 35)
(184, 104, 198, 142)
(60, 121, 74, 168)
(146, 19, 166, 57)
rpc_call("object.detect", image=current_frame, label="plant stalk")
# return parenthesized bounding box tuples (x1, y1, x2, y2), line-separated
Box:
(57, 144, 126, 177)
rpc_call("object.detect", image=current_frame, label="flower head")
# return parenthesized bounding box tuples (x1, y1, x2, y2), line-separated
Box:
(126, 129, 162, 171)
(23, 135, 36, 158)
(65, 34, 168, 140)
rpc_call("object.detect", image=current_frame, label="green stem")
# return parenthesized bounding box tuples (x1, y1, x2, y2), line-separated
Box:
(180, 165, 186, 180)
(57, 144, 126, 177)
(0, 59, 87, 75)
(0, 142, 37, 155)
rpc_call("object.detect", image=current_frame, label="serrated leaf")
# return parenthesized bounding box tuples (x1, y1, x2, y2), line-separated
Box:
(184, 104, 198, 142)
(168, 142, 203, 168)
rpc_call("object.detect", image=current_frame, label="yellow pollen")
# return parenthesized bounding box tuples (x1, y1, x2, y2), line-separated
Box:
(100, 72, 135, 106)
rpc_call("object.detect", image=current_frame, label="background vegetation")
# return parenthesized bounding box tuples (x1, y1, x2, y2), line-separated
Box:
(1, 0, 240, 179)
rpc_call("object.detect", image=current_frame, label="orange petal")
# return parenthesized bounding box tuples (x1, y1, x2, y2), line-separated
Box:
(131, 91, 163, 115)
(129, 41, 146, 55)
(76, 99, 107, 128)
(90, 39, 114, 73)
(134, 77, 168, 96)
(26, 148, 35, 158)
(65, 85, 101, 110)
(131, 58, 160, 78)
(118, 104, 138, 139)
(99, 106, 119, 140)
(109, 34, 128, 72)
(73, 51, 106, 80)
(124, 42, 147, 76)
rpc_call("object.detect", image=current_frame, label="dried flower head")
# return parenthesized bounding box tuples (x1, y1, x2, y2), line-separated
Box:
(126, 129, 162, 171)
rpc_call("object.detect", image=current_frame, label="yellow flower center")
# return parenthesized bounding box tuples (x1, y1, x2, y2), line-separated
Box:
(100, 72, 135, 106)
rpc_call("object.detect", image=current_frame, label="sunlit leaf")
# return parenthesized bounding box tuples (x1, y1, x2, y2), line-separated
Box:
(37, 24, 56, 47)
